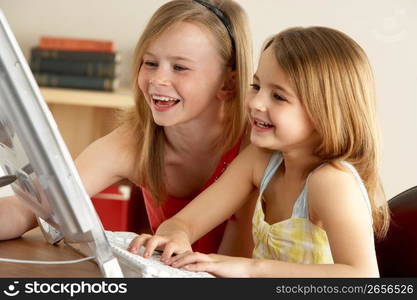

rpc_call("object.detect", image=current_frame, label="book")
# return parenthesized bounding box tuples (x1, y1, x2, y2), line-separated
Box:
(34, 73, 119, 91)
(30, 57, 118, 78)
(30, 47, 121, 62)
(91, 185, 132, 231)
(39, 36, 114, 53)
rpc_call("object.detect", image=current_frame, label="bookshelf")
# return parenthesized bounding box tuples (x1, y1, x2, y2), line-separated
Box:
(41, 87, 134, 158)
(41, 87, 134, 108)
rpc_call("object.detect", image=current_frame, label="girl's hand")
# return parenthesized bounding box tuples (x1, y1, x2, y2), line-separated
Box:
(128, 232, 192, 261)
(165, 251, 255, 278)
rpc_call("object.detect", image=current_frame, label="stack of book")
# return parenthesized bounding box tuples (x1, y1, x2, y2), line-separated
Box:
(30, 36, 120, 92)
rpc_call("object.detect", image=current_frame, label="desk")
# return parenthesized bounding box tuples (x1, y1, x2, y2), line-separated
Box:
(0, 228, 101, 277)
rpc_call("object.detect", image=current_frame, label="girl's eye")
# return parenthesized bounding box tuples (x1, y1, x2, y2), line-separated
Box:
(249, 83, 260, 91)
(144, 61, 158, 67)
(273, 93, 287, 102)
(173, 65, 188, 71)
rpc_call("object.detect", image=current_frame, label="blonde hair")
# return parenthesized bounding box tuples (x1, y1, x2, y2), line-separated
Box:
(124, 0, 252, 204)
(264, 26, 389, 238)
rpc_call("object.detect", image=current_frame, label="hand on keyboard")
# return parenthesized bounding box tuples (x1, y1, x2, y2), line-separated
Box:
(105, 231, 214, 278)
(163, 251, 254, 278)
(128, 231, 192, 262)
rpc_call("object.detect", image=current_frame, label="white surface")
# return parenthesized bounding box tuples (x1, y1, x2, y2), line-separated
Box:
(0, 169, 14, 197)
(0, 0, 416, 198)
(0, 186, 14, 198)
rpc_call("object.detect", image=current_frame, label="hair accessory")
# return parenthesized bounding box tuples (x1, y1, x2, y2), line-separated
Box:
(193, 0, 235, 53)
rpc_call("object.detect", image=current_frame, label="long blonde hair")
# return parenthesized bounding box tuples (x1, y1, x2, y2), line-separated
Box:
(264, 27, 389, 238)
(124, 0, 252, 204)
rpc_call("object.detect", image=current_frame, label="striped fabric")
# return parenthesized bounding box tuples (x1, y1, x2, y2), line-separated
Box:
(252, 152, 333, 264)
(251, 151, 371, 264)
(252, 196, 333, 263)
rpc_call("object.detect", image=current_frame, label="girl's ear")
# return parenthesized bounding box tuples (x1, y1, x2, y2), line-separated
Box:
(217, 70, 236, 101)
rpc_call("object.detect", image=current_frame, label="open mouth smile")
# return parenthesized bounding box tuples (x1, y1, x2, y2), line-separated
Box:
(151, 94, 181, 111)
(253, 117, 274, 131)
(251, 117, 275, 133)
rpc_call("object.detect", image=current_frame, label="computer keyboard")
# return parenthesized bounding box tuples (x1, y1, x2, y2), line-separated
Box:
(104, 230, 215, 278)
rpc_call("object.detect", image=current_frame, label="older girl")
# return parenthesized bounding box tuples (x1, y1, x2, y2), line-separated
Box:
(0, 0, 255, 257)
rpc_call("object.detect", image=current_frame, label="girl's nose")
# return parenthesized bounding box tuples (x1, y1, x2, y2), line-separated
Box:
(248, 94, 267, 112)
(149, 67, 171, 86)
(149, 77, 170, 86)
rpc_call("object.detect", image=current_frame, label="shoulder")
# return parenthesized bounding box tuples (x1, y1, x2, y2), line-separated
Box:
(95, 124, 136, 160)
(247, 146, 277, 189)
(106, 124, 139, 175)
(307, 162, 371, 224)
(76, 123, 138, 179)
(237, 144, 272, 164)
(308, 163, 360, 193)
(226, 144, 271, 181)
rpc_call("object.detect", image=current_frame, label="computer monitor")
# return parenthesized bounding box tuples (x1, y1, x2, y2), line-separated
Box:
(0, 9, 122, 277)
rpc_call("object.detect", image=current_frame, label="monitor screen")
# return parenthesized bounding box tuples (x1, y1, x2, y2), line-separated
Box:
(0, 9, 121, 276)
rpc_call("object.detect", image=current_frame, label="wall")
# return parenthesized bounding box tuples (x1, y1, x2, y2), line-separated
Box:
(0, 0, 416, 199)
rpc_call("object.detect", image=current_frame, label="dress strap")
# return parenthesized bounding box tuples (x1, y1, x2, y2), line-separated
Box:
(291, 188, 309, 218)
(291, 161, 373, 220)
(259, 152, 283, 195)
(339, 161, 373, 217)
(291, 163, 326, 219)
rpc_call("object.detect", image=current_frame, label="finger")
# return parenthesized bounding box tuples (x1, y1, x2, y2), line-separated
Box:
(165, 250, 191, 265)
(183, 262, 214, 273)
(143, 236, 165, 258)
(171, 252, 210, 269)
(127, 234, 152, 254)
(160, 242, 178, 262)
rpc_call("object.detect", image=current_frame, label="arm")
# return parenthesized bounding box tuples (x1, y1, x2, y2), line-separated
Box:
(0, 125, 135, 241)
(217, 189, 257, 257)
(0, 195, 37, 240)
(129, 145, 259, 259)
(216, 129, 259, 257)
(170, 164, 379, 277)
(74, 124, 136, 197)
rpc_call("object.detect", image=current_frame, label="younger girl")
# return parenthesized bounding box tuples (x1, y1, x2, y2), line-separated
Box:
(0, 0, 255, 257)
(130, 26, 390, 277)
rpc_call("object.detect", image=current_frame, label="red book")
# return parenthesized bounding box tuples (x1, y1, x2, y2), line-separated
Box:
(39, 36, 114, 53)
(91, 185, 132, 231)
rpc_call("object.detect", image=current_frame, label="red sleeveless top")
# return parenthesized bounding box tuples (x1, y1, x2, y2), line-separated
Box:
(141, 139, 241, 254)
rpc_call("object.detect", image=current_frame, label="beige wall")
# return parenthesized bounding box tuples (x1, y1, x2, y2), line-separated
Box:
(0, 0, 416, 198)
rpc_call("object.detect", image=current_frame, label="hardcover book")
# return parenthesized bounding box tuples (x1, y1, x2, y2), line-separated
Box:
(34, 73, 119, 91)
(31, 47, 121, 62)
(39, 36, 114, 53)
(30, 58, 118, 78)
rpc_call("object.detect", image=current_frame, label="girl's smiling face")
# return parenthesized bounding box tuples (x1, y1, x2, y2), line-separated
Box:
(247, 45, 319, 153)
(138, 21, 227, 127)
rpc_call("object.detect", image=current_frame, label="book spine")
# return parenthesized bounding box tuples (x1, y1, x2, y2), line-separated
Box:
(30, 58, 117, 78)
(34, 73, 119, 91)
(31, 47, 120, 62)
(39, 36, 114, 53)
